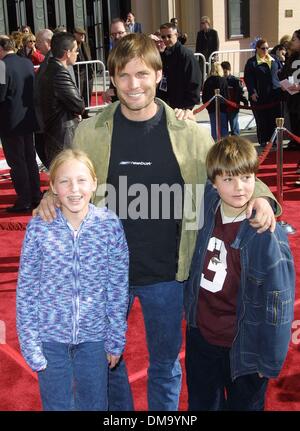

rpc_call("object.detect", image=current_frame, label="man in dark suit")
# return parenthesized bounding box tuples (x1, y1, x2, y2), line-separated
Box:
(196, 16, 219, 86)
(0, 36, 41, 212)
(126, 12, 142, 33)
(196, 16, 219, 61)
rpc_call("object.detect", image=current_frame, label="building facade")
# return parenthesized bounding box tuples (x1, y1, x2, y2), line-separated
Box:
(1, 0, 299, 63)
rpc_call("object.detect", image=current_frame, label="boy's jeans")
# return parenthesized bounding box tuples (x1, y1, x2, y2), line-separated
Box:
(38, 341, 108, 411)
(185, 326, 269, 411)
(109, 280, 184, 411)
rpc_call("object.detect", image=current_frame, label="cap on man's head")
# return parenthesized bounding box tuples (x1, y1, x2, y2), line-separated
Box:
(74, 27, 86, 35)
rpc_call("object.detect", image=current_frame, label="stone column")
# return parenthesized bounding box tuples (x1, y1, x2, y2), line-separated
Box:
(0, 0, 8, 35)
(73, 0, 86, 29)
(32, 0, 47, 31)
(54, 0, 66, 27)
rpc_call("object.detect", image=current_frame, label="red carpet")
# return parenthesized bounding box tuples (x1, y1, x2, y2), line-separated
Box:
(0, 148, 299, 411)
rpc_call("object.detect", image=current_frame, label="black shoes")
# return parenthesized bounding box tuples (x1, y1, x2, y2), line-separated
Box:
(6, 204, 32, 213)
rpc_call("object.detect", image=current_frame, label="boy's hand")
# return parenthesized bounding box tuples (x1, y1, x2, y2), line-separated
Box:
(32, 191, 60, 222)
(246, 197, 276, 233)
(107, 353, 121, 369)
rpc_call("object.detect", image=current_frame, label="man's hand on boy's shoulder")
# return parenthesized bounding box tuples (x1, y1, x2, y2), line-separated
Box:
(32, 191, 60, 222)
(174, 108, 196, 121)
(246, 197, 276, 233)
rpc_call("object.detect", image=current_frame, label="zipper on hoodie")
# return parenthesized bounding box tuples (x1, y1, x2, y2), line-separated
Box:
(67, 216, 89, 345)
(72, 229, 81, 344)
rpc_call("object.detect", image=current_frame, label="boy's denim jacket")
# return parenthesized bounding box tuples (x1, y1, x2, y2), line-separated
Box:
(17, 205, 129, 372)
(184, 182, 295, 380)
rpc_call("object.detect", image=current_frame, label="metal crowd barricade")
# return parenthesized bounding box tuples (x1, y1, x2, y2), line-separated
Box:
(208, 48, 255, 77)
(74, 60, 107, 112)
(193, 52, 208, 83)
(275, 118, 296, 234)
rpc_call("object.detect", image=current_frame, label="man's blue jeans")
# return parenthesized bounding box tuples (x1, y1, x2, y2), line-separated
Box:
(108, 280, 184, 411)
(38, 341, 108, 411)
(228, 111, 240, 135)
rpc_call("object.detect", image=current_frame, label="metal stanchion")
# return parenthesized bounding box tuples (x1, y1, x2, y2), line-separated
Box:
(276, 118, 296, 235)
(215, 89, 221, 141)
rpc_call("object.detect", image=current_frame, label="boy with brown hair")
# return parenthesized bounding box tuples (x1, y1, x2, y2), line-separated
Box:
(184, 136, 295, 411)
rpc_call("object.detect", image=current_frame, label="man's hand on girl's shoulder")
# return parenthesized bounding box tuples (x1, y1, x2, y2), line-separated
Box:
(32, 190, 60, 222)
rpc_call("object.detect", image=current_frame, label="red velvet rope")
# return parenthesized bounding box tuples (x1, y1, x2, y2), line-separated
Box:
(193, 96, 215, 114)
(193, 94, 281, 115)
(220, 95, 281, 111)
(258, 141, 274, 165)
(284, 129, 300, 144)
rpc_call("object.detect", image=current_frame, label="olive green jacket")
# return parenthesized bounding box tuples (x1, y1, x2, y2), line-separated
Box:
(73, 99, 279, 282)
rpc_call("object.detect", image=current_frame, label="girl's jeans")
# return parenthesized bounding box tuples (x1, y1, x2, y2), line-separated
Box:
(38, 341, 108, 411)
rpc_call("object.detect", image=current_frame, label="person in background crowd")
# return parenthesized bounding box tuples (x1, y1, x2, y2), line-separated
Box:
(221, 61, 249, 136)
(50, 26, 76, 82)
(270, 44, 286, 70)
(184, 136, 295, 411)
(244, 38, 281, 147)
(196, 16, 219, 86)
(157, 22, 201, 109)
(279, 29, 300, 185)
(196, 16, 219, 61)
(17, 33, 44, 66)
(54, 25, 67, 33)
(20, 25, 31, 34)
(109, 18, 128, 51)
(102, 18, 128, 104)
(170, 17, 188, 45)
(0, 36, 42, 212)
(36, 29, 53, 58)
(34, 29, 54, 168)
(35, 33, 279, 412)
(202, 62, 228, 140)
(279, 34, 292, 57)
(126, 12, 142, 33)
(17, 149, 129, 411)
(10, 31, 23, 51)
(73, 27, 94, 118)
(39, 32, 84, 167)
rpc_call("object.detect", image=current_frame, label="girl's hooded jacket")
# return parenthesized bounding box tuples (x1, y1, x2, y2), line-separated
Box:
(16, 205, 129, 371)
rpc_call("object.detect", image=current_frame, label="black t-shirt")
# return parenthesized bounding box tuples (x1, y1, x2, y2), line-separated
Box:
(107, 104, 184, 286)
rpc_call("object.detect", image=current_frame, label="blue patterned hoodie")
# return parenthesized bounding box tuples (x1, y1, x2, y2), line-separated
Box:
(16, 205, 129, 372)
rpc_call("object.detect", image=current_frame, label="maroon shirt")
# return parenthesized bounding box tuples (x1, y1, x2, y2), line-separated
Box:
(196, 207, 245, 347)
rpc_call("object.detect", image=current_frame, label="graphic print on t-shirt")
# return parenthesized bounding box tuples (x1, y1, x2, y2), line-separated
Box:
(200, 236, 227, 293)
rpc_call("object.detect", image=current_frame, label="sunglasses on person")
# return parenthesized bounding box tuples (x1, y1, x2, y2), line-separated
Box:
(260, 46, 269, 50)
